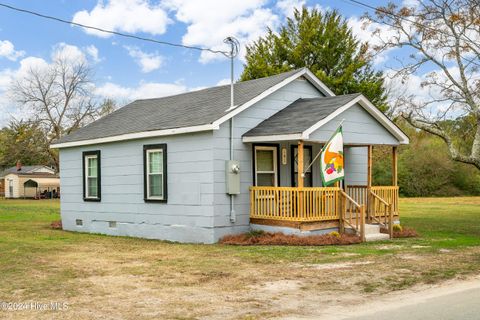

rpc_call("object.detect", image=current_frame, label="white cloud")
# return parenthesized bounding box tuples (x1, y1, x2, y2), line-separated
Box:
(95, 81, 187, 100)
(347, 16, 399, 66)
(72, 0, 171, 38)
(51, 43, 86, 63)
(124, 46, 164, 73)
(165, 0, 280, 63)
(276, 0, 305, 17)
(85, 45, 101, 63)
(0, 40, 25, 61)
(216, 78, 231, 86)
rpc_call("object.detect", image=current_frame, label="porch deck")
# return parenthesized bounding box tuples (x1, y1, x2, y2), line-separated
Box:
(249, 185, 399, 239)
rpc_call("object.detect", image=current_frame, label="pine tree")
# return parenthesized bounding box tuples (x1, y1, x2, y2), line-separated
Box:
(241, 7, 388, 111)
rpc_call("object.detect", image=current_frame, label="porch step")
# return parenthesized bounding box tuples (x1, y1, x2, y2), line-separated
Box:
(364, 223, 381, 234)
(364, 223, 389, 242)
(365, 233, 390, 242)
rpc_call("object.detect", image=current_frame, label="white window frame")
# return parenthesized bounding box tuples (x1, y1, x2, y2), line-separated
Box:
(84, 154, 99, 199)
(146, 149, 164, 200)
(254, 145, 278, 187)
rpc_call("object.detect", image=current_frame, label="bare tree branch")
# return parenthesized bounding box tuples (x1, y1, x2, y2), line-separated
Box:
(9, 53, 99, 168)
(367, 0, 480, 170)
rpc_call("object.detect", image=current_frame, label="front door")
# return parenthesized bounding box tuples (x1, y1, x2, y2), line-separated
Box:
(254, 145, 278, 186)
(292, 146, 312, 187)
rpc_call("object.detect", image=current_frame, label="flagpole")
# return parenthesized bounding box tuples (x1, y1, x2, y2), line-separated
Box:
(301, 119, 345, 178)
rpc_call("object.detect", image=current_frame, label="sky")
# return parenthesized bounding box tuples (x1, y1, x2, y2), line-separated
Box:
(0, 0, 408, 126)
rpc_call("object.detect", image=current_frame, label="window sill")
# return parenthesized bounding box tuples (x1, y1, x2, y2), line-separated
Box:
(84, 198, 101, 202)
(144, 198, 167, 203)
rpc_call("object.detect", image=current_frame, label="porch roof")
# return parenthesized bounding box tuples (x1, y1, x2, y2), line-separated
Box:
(242, 93, 409, 145)
(243, 94, 361, 138)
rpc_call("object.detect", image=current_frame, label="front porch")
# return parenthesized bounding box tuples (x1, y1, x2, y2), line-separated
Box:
(248, 143, 400, 241)
(241, 94, 407, 241)
(249, 185, 399, 240)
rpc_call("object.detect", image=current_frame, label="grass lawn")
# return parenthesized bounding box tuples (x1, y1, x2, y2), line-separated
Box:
(0, 197, 479, 319)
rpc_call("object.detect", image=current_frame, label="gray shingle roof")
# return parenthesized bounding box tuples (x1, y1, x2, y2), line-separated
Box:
(0, 165, 55, 177)
(243, 94, 361, 137)
(56, 69, 304, 144)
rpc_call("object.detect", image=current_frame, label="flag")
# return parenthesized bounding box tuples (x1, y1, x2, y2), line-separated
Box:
(320, 126, 344, 186)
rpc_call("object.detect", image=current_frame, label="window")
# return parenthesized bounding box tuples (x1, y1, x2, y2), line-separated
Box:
(292, 146, 313, 187)
(83, 150, 101, 201)
(144, 144, 167, 202)
(254, 145, 278, 186)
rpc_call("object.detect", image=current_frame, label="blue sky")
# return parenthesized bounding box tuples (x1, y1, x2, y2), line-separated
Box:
(0, 0, 404, 125)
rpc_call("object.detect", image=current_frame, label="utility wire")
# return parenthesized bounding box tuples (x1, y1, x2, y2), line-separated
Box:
(0, 2, 230, 56)
(343, 0, 465, 37)
(342, 0, 480, 53)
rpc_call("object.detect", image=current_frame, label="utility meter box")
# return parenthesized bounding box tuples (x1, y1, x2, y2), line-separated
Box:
(226, 160, 240, 195)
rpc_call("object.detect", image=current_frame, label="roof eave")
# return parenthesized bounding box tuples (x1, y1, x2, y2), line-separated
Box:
(51, 123, 219, 149)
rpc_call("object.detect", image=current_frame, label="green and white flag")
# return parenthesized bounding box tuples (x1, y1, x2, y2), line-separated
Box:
(320, 126, 344, 186)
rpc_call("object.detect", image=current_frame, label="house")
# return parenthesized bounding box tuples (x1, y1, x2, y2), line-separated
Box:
(1, 162, 60, 199)
(51, 68, 409, 243)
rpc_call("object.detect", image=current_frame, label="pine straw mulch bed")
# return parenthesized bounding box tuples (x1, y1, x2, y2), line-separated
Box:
(219, 231, 362, 246)
(50, 220, 62, 229)
(380, 227, 419, 238)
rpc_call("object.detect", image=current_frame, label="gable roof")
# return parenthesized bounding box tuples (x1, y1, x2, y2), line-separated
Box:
(0, 165, 55, 178)
(243, 94, 409, 144)
(51, 68, 334, 149)
(244, 94, 361, 137)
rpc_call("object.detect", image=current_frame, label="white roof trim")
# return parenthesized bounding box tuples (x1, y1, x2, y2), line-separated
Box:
(242, 95, 410, 145)
(303, 68, 336, 97)
(52, 68, 334, 149)
(50, 124, 219, 149)
(242, 133, 303, 143)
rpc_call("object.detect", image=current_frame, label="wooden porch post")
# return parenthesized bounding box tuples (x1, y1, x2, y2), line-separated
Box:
(297, 140, 304, 219)
(392, 146, 398, 186)
(297, 140, 304, 188)
(367, 145, 373, 222)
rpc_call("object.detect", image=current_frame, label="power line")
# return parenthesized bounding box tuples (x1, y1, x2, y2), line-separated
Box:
(0, 2, 230, 56)
(342, 0, 442, 34)
(342, 0, 479, 49)
(343, 0, 468, 40)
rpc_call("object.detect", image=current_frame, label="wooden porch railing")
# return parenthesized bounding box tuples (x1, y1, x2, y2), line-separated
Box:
(346, 185, 368, 206)
(370, 186, 399, 217)
(249, 185, 399, 240)
(340, 191, 366, 241)
(249, 186, 342, 221)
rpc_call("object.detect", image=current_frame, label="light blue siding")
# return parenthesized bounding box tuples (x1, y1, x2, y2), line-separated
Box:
(60, 131, 216, 243)
(308, 103, 400, 145)
(344, 147, 368, 185)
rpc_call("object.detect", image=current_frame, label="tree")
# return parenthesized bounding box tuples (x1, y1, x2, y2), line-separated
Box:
(373, 120, 480, 196)
(0, 120, 53, 169)
(97, 98, 118, 118)
(241, 7, 388, 111)
(10, 53, 99, 168)
(367, 0, 480, 169)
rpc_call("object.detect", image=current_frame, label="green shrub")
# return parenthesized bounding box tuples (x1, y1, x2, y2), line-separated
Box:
(246, 229, 265, 238)
(393, 224, 403, 232)
(329, 231, 340, 238)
